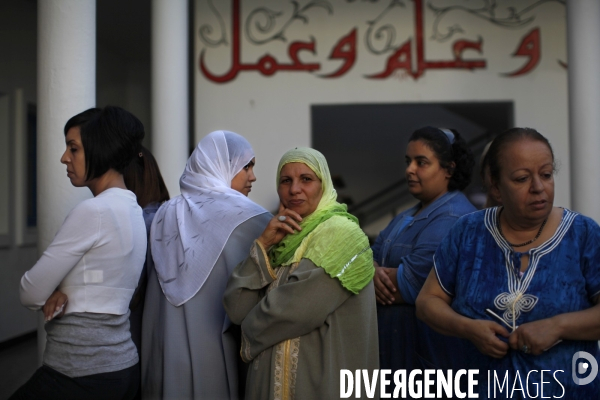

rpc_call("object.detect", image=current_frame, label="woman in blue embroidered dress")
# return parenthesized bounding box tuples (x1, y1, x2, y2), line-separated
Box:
(417, 128, 600, 399)
(373, 126, 476, 378)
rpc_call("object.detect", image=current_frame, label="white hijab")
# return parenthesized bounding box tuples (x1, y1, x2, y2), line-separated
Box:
(151, 130, 268, 306)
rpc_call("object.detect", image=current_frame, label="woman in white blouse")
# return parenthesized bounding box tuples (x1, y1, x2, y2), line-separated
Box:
(11, 106, 147, 400)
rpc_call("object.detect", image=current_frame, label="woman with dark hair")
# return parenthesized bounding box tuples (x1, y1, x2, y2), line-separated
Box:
(142, 131, 271, 400)
(373, 127, 476, 379)
(122, 146, 170, 357)
(417, 128, 600, 399)
(12, 106, 147, 400)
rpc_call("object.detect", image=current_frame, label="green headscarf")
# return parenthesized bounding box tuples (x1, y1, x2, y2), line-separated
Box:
(268, 147, 374, 294)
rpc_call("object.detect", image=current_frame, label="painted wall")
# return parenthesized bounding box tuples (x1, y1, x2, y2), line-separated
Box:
(194, 0, 569, 211)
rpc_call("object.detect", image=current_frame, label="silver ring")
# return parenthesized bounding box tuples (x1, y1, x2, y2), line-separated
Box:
(521, 345, 530, 354)
(278, 215, 286, 222)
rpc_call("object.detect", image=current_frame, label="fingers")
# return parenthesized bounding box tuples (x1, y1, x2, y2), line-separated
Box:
(279, 209, 302, 224)
(375, 290, 389, 305)
(487, 340, 510, 358)
(383, 268, 399, 292)
(43, 291, 68, 322)
(274, 208, 302, 232)
(258, 210, 303, 248)
(468, 320, 509, 359)
(509, 324, 535, 353)
(511, 331, 531, 355)
(489, 322, 510, 338)
(277, 216, 301, 233)
(43, 301, 55, 321)
(43, 295, 58, 320)
(508, 329, 520, 349)
(374, 267, 396, 304)
(373, 270, 389, 304)
(277, 204, 302, 223)
(55, 294, 68, 310)
(509, 322, 559, 355)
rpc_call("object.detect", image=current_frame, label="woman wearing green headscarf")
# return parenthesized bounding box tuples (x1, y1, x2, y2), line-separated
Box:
(224, 147, 379, 400)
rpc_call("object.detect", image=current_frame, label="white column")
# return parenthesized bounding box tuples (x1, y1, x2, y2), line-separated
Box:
(151, 0, 189, 197)
(567, 0, 600, 223)
(37, 0, 96, 363)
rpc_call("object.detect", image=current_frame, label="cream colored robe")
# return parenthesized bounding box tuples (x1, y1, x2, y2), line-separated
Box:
(224, 241, 379, 400)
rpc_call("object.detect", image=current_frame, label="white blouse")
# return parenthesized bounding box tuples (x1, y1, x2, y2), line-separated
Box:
(20, 188, 147, 315)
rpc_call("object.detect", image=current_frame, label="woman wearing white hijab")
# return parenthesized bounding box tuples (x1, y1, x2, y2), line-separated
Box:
(141, 131, 271, 400)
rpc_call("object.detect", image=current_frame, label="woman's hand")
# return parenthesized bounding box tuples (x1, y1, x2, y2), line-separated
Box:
(508, 318, 562, 356)
(43, 290, 68, 322)
(257, 204, 303, 249)
(417, 271, 507, 358)
(374, 264, 402, 305)
(464, 319, 510, 358)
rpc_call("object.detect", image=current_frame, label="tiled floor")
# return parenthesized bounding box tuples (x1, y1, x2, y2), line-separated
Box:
(0, 335, 38, 399)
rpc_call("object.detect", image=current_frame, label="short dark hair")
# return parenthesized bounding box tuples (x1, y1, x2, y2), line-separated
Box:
(123, 146, 170, 208)
(484, 127, 554, 185)
(65, 106, 145, 181)
(64, 107, 102, 135)
(409, 126, 475, 191)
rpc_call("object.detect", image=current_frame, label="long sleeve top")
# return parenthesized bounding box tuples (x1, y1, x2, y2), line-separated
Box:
(20, 188, 147, 315)
(371, 190, 476, 303)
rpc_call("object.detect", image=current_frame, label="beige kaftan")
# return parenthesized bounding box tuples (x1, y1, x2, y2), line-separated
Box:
(223, 241, 379, 400)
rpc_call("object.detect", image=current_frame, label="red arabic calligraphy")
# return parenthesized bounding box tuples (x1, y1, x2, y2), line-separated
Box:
(368, 0, 486, 79)
(503, 28, 540, 77)
(200, 0, 320, 83)
(321, 29, 357, 78)
(198, 0, 551, 83)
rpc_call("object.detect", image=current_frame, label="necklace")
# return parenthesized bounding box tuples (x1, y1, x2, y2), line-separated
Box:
(497, 207, 548, 247)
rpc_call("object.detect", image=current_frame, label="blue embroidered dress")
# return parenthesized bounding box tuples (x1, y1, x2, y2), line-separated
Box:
(435, 207, 600, 399)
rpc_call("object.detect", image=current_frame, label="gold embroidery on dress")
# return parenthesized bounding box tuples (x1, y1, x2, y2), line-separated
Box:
(250, 244, 260, 266)
(241, 329, 252, 363)
(267, 265, 289, 294)
(289, 338, 300, 399)
(289, 262, 300, 275)
(273, 337, 301, 400)
(269, 263, 302, 400)
(251, 244, 269, 286)
(255, 240, 277, 280)
(274, 341, 284, 400)
(282, 340, 291, 400)
(253, 350, 261, 371)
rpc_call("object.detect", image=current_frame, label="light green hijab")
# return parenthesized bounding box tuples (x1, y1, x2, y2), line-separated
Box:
(269, 147, 374, 294)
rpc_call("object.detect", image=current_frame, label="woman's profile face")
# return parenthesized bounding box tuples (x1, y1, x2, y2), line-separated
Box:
(60, 126, 87, 187)
(405, 140, 451, 205)
(231, 158, 256, 196)
(278, 162, 323, 218)
(492, 139, 554, 221)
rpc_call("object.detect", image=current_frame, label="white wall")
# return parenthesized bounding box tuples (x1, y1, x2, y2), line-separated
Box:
(194, 0, 568, 211)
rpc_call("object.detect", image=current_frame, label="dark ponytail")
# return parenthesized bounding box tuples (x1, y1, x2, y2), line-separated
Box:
(123, 146, 170, 208)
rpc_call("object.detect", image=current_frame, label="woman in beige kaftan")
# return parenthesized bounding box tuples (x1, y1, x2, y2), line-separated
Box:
(224, 147, 379, 400)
